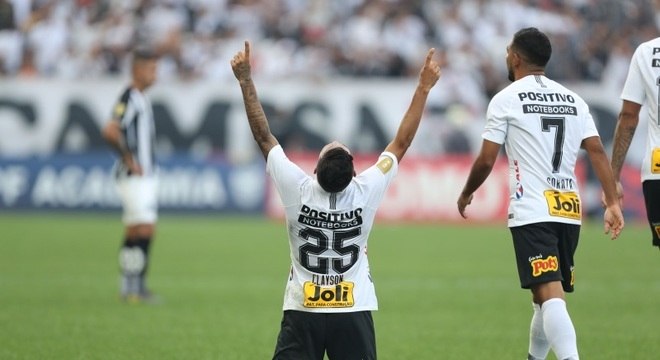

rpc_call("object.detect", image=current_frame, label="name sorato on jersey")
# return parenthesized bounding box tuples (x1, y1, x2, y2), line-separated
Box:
(298, 204, 363, 229)
(546, 177, 575, 190)
(518, 91, 577, 116)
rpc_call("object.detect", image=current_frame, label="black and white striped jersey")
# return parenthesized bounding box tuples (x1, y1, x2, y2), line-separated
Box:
(111, 87, 156, 176)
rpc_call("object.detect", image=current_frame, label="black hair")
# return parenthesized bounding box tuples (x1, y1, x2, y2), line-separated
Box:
(511, 27, 552, 67)
(132, 46, 158, 65)
(316, 147, 354, 193)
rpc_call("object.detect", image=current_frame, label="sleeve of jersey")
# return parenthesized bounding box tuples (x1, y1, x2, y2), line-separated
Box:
(266, 145, 310, 206)
(357, 152, 399, 206)
(581, 105, 600, 139)
(482, 94, 508, 145)
(620, 46, 646, 105)
(113, 89, 134, 127)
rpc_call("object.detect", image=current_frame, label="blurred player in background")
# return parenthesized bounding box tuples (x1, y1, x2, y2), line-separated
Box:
(457, 28, 624, 360)
(102, 48, 159, 303)
(609, 36, 660, 250)
(231, 41, 440, 360)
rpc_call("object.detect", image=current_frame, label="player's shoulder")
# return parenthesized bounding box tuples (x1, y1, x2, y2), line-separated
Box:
(112, 87, 133, 119)
(116, 86, 133, 103)
(266, 144, 287, 164)
(534, 76, 584, 102)
(488, 81, 521, 109)
(637, 37, 660, 50)
(632, 37, 660, 58)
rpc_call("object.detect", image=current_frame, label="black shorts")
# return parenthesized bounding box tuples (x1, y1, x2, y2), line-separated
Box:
(642, 180, 660, 247)
(510, 222, 580, 293)
(272, 310, 376, 360)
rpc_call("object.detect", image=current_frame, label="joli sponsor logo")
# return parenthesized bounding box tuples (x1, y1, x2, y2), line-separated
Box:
(303, 281, 354, 308)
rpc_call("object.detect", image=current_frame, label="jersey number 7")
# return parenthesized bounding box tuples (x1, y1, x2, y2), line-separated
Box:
(541, 116, 565, 173)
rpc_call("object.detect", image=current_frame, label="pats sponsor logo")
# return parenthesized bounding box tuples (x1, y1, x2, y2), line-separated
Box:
(531, 255, 558, 277)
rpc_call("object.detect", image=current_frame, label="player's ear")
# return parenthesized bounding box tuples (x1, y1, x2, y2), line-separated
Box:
(512, 51, 523, 66)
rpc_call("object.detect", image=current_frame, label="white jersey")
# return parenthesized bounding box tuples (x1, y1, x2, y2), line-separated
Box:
(620, 37, 660, 181)
(483, 75, 599, 227)
(266, 145, 398, 313)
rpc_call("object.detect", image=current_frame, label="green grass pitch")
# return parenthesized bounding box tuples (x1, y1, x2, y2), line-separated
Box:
(0, 213, 657, 359)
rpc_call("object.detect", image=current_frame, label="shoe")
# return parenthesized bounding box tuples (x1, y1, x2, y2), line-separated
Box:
(138, 289, 163, 304)
(121, 294, 142, 304)
(120, 290, 162, 305)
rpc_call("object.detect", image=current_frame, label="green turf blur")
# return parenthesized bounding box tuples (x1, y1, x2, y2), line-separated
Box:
(0, 213, 657, 359)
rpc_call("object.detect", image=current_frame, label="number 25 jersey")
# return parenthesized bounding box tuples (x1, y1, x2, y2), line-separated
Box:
(266, 145, 398, 313)
(482, 75, 600, 227)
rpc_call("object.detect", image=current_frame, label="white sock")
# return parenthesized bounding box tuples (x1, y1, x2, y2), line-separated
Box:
(528, 303, 550, 360)
(541, 298, 579, 360)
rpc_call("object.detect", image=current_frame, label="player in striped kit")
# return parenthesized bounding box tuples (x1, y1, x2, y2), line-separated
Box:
(102, 48, 159, 303)
(231, 41, 440, 360)
(457, 28, 624, 360)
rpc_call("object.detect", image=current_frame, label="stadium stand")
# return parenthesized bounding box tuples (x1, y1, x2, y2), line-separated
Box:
(0, 0, 656, 90)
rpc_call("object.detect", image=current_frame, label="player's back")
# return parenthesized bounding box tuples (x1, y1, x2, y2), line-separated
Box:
(487, 75, 599, 226)
(626, 37, 660, 108)
(267, 146, 398, 312)
(622, 37, 660, 180)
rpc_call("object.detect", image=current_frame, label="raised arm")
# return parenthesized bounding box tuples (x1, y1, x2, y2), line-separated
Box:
(582, 136, 625, 239)
(231, 41, 279, 159)
(384, 49, 441, 161)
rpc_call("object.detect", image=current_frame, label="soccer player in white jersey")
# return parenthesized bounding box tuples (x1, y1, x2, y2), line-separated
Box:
(102, 49, 159, 303)
(457, 28, 624, 360)
(231, 41, 440, 360)
(610, 36, 660, 250)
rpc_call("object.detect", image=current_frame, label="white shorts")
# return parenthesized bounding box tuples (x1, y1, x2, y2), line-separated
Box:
(116, 175, 158, 225)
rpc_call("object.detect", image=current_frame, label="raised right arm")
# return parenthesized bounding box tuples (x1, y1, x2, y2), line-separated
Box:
(231, 41, 279, 159)
(384, 49, 441, 161)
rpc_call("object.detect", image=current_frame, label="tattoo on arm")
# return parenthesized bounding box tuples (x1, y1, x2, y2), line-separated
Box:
(240, 80, 277, 157)
(611, 126, 636, 179)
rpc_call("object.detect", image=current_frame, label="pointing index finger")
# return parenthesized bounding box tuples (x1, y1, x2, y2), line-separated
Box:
(245, 41, 250, 60)
(426, 48, 435, 64)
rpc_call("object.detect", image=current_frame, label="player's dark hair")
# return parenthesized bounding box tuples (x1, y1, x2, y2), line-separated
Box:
(132, 47, 158, 66)
(511, 27, 551, 67)
(316, 148, 354, 193)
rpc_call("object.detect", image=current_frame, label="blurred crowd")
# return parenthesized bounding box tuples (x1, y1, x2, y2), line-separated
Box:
(0, 0, 658, 154)
(0, 0, 657, 87)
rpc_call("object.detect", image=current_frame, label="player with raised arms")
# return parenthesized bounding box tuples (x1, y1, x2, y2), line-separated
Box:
(231, 40, 440, 360)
